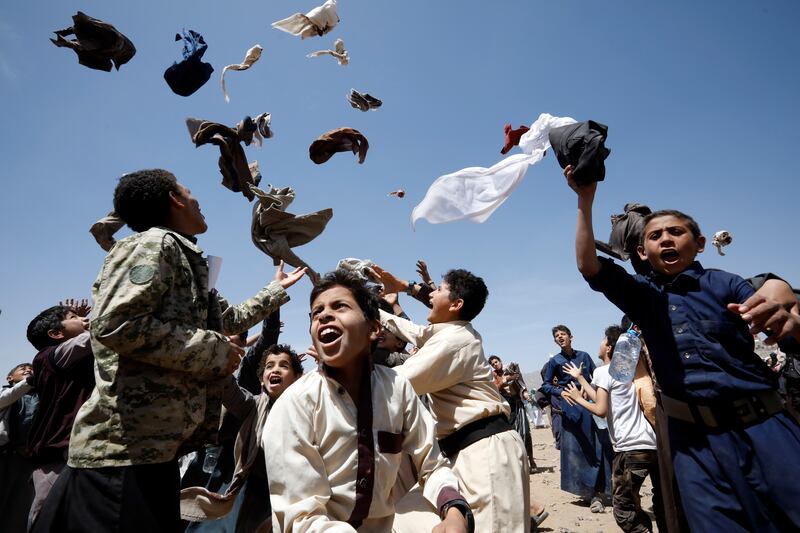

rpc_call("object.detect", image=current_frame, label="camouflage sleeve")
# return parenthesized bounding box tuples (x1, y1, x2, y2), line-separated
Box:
(218, 281, 289, 337)
(90, 234, 230, 379)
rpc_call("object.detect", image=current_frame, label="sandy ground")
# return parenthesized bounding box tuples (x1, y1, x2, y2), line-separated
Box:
(529, 426, 658, 533)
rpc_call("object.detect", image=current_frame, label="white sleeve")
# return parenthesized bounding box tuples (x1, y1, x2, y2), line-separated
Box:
(0, 380, 33, 410)
(592, 367, 611, 391)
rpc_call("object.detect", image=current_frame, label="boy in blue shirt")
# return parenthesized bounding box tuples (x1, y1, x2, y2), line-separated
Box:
(566, 165, 800, 532)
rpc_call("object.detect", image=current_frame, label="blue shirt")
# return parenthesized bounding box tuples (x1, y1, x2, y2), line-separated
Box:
(586, 258, 777, 402)
(542, 350, 596, 397)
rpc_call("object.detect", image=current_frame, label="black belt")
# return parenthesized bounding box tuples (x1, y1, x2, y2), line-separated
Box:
(661, 390, 784, 429)
(438, 414, 512, 459)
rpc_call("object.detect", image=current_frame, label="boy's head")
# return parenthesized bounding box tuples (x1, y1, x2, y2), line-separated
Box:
(377, 299, 407, 352)
(552, 325, 573, 352)
(637, 210, 705, 276)
(26, 306, 88, 351)
(113, 169, 207, 235)
(599, 325, 623, 363)
(428, 269, 488, 324)
(309, 271, 381, 369)
(258, 344, 303, 400)
(488, 355, 503, 372)
(7, 363, 33, 385)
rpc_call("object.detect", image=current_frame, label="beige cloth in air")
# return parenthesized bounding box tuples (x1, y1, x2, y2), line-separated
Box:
(89, 211, 125, 251)
(221, 44, 263, 103)
(306, 38, 349, 65)
(379, 311, 529, 530)
(272, 0, 339, 40)
(335, 257, 379, 283)
(250, 185, 332, 278)
(309, 127, 369, 165)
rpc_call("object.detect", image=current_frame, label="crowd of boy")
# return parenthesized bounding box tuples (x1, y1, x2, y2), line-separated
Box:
(0, 164, 799, 533)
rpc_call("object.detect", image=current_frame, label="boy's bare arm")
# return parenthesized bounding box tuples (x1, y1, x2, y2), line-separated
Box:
(565, 165, 601, 277)
(563, 382, 608, 417)
(729, 278, 800, 343)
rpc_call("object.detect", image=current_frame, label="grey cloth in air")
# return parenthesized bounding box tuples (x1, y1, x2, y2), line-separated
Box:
(250, 185, 333, 277)
(309, 127, 369, 164)
(548, 120, 610, 185)
(336, 258, 379, 283)
(347, 89, 382, 112)
(89, 212, 125, 251)
(51, 11, 135, 71)
(594, 202, 652, 275)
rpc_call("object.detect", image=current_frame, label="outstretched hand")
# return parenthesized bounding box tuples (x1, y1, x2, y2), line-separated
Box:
(562, 361, 584, 379)
(728, 295, 800, 344)
(60, 298, 92, 317)
(416, 260, 435, 288)
(274, 261, 308, 290)
(373, 265, 406, 294)
(562, 382, 581, 405)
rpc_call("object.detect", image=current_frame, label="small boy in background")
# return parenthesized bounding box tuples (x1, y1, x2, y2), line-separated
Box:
(25, 304, 95, 528)
(567, 164, 800, 531)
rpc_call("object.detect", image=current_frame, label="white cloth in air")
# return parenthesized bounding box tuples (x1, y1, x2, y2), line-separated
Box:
(272, 0, 339, 40)
(221, 44, 263, 103)
(411, 113, 576, 228)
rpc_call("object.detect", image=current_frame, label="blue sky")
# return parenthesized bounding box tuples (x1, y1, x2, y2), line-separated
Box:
(1, 1, 798, 377)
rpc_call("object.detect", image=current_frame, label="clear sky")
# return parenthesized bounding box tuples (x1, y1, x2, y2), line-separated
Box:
(1, 1, 798, 377)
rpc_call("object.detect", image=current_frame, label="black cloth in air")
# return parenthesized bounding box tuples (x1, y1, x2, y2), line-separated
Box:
(548, 120, 610, 185)
(51, 11, 135, 72)
(164, 30, 214, 97)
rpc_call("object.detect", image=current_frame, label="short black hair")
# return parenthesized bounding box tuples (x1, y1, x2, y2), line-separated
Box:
(442, 269, 488, 321)
(620, 315, 633, 331)
(113, 169, 179, 232)
(26, 306, 69, 351)
(642, 209, 702, 242)
(552, 325, 572, 338)
(7, 363, 32, 379)
(488, 355, 502, 364)
(604, 326, 624, 353)
(309, 270, 380, 323)
(257, 343, 304, 378)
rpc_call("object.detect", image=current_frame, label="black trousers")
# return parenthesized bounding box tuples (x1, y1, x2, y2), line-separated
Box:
(611, 449, 665, 533)
(32, 460, 180, 533)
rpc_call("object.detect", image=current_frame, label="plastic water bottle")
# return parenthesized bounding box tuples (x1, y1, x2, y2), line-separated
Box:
(608, 329, 642, 383)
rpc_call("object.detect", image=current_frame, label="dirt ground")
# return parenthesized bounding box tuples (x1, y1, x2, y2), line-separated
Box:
(529, 426, 658, 533)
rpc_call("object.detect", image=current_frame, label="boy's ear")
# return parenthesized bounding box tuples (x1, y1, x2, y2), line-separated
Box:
(695, 235, 706, 253)
(368, 319, 381, 341)
(47, 328, 65, 341)
(636, 244, 648, 261)
(448, 298, 464, 315)
(168, 190, 186, 209)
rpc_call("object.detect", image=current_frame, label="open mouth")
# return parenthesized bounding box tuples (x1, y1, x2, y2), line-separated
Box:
(318, 326, 342, 346)
(660, 249, 680, 264)
(268, 375, 282, 385)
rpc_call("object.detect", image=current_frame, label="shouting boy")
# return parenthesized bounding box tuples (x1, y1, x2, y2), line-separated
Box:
(567, 165, 800, 531)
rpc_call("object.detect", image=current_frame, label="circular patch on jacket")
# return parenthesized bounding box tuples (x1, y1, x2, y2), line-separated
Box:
(129, 265, 156, 285)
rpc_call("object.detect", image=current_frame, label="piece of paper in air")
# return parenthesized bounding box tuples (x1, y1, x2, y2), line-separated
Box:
(272, 0, 339, 39)
(221, 44, 263, 103)
(411, 113, 576, 228)
(207, 256, 223, 290)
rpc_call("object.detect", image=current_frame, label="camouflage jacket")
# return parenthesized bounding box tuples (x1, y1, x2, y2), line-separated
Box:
(69, 227, 289, 468)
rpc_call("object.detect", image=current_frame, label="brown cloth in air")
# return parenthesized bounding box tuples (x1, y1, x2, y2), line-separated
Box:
(548, 120, 610, 184)
(89, 211, 125, 251)
(187, 118, 263, 201)
(500, 124, 530, 155)
(594, 202, 652, 275)
(309, 128, 369, 165)
(51, 12, 135, 72)
(250, 185, 332, 279)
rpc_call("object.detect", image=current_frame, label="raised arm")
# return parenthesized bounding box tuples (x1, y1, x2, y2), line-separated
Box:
(565, 165, 601, 278)
(563, 382, 608, 417)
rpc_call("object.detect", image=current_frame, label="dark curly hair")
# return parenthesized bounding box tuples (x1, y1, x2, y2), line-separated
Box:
(604, 325, 624, 353)
(442, 269, 488, 321)
(257, 343, 304, 378)
(309, 270, 380, 323)
(113, 169, 179, 232)
(641, 209, 702, 243)
(26, 306, 69, 351)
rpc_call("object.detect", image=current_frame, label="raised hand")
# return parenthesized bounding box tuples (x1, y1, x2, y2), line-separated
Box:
(274, 260, 308, 290)
(373, 265, 406, 294)
(562, 361, 584, 379)
(60, 298, 92, 317)
(416, 260, 436, 288)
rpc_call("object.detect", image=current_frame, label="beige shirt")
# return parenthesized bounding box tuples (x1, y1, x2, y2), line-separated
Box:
(379, 312, 509, 440)
(264, 365, 463, 533)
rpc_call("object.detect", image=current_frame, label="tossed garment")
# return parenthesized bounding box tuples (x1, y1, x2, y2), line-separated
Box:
(51, 11, 135, 71)
(306, 37, 348, 65)
(308, 127, 369, 164)
(500, 124, 529, 155)
(252, 113, 273, 146)
(250, 185, 332, 275)
(388, 188, 405, 198)
(711, 230, 732, 256)
(595, 202, 652, 262)
(221, 45, 263, 103)
(411, 112, 576, 228)
(348, 88, 382, 112)
(548, 120, 611, 185)
(163, 30, 214, 97)
(335, 257, 379, 283)
(89, 211, 125, 251)
(271, 0, 339, 40)
(188, 118, 262, 201)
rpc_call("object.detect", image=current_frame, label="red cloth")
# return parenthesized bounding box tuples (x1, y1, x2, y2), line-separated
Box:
(500, 124, 530, 155)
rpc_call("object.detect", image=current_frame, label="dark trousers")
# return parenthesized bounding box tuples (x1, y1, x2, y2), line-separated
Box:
(670, 412, 800, 533)
(550, 407, 562, 450)
(0, 452, 35, 533)
(611, 449, 665, 533)
(32, 460, 180, 533)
